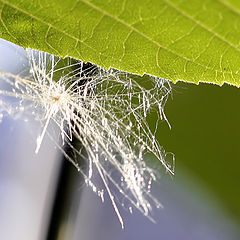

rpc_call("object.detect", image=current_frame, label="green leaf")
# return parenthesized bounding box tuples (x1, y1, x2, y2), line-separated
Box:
(1, 0, 240, 86)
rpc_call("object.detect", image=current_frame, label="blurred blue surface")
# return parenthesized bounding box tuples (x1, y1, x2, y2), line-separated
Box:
(0, 38, 61, 240)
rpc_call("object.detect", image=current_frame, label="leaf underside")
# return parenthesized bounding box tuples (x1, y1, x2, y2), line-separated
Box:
(0, 0, 240, 86)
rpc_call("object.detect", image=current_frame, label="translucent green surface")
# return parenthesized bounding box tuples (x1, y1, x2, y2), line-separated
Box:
(1, 0, 240, 85)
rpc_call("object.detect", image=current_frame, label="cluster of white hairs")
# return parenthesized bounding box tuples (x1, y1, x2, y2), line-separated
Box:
(0, 49, 174, 228)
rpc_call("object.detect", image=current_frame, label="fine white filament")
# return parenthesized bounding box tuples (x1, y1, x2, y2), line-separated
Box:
(0, 49, 174, 228)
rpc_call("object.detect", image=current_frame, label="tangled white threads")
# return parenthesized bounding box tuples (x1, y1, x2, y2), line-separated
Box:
(0, 49, 174, 228)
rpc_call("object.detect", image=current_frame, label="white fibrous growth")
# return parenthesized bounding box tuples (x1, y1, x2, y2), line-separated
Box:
(0, 49, 174, 228)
